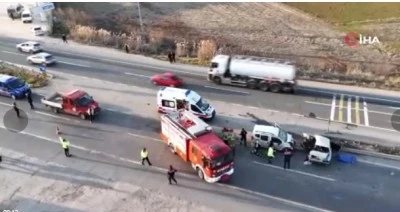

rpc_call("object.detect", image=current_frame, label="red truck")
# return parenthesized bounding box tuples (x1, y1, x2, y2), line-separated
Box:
(41, 89, 100, 120)
(160, 110, 234, 183)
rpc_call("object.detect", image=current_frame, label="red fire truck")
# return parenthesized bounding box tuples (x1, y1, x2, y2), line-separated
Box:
(160, 110, 234, 183)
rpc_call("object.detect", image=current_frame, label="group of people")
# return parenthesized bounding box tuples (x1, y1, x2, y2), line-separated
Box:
(266, 144, 293, 169)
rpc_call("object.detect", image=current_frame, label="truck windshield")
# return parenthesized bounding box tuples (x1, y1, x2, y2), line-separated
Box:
(195, 98, 209, 111)
(210, 62, 218, 68)
(278, 128, 288, 142)
(209, 151, 233, 169)
(7, 78, 24, 89)
(77, 94, 92, 106)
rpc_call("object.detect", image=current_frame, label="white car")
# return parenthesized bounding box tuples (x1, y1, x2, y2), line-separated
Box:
(31, 26, 45, 36)
(16, 41, 42, 54)
(27, 52, 56, 65)
(252, 123, 294, 151)
(21, 9, 32, 23)
(303, 133, 332, 165)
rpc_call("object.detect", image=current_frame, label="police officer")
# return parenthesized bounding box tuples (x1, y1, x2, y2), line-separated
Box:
(59, 137, 72, 157)
(267, 143, 274, 164)
(26, 90, 34, 109)
(167, 165, 178, 185)
(141, 148, 152, 166)
(13, 102, 20, 118)
(240, 128, 247, 147)
(283, 148, 293, 169)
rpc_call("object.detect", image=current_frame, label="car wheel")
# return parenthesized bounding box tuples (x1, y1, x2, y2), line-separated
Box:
(270, 83, 282, 93)
(197, 167, 205, 180)
(17, 47, 22, 52)
(28, 59, 34, 64)
(79, 113, 86, 120)
(52, 107, 59, 113)
(11, 95, 16, 100)
(259, 82, 269, 92)
(151, 80, 157, 85)
(29, 49, 33, 54)
(213, 76, 222, 84)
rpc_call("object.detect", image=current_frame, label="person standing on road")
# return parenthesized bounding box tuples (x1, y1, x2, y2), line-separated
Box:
(125, 44, 129, 53)
(13, 102, 20, 118)
(283, 148, 293, 169)
(59, 137, 72, 157)
(26, 90, 34, 109)
(240, 128, 247, 147)
(171, 51, 176, 63)
(141, 148, 152, 166)
(87, 107, 94, 123)
(267, 143, 274, 164)
(167, 51, 173, 64)
(168, 165, 178, 185)
(62, 34, 68, 43)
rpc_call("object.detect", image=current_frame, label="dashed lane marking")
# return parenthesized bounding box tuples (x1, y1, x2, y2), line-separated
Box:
(253, 161, 337, 182)
(124, 72, 151, 78)
(0, 126, 331, 212)
(2, 50, 24, 56)
(34, 111, 70, 121)
(203, 86, 250, 95)
(58, 61, 90, 68)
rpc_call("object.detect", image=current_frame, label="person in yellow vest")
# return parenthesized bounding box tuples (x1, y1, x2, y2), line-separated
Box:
(141, 148, 152, 166)
(59, 137, 72, 157)
(267, 143, 275, 164)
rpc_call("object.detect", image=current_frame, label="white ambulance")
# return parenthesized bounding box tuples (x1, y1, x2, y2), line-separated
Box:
(157, 87, 216, 120)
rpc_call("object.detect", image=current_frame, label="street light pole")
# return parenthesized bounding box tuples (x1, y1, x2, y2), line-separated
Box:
(137, 2, 144, 34)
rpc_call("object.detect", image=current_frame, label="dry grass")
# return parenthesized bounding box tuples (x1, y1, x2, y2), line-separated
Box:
(0, 63, 49, 88)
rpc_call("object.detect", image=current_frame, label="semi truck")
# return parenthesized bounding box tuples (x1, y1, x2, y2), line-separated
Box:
(160, 110, 234, 183)
(207, 54, 297, 93)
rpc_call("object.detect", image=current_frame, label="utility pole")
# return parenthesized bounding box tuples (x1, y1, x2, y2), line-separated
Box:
(137, 2, 144, 34)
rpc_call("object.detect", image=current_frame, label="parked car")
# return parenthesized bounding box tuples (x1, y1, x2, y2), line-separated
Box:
(251, 123, 294, 151)
(0, 74, 31, 99)
(151, 72, 183, 87)
(16, 41, 42, 54)
(31, 25, 45, 36)
(302, 133, 332, 165)
(27, 52, 56, 65)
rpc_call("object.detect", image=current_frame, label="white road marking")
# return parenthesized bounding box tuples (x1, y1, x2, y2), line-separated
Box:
(297, 87, 400, 104)
(128, 132, 163, 143)
(34, 111, 70, 121)
(347, 96, 352, 123)
(358, 159, 400, 171)
(253, 161, 336, 182)
(389, 107, 400, 110)
(0, 126, 333, 212)
(2, 50, 24, 56)
(124, 72, 151, 78)
(58, 61, 90, 68)
(305, 100, 396, 116)
(57, 50, 206, 76)
(203, 86, 250, 94)
(0, 101, 12, 106)
(330, 95, 336, 121)
(363, 100, 369, 126)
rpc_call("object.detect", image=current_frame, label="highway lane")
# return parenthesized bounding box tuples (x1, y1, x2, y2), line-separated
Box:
(0, 100, 400, 212)
(1, 41, 400, 132)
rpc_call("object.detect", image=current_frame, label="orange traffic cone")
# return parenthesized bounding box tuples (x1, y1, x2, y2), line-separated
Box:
(56, 126, 61, 135)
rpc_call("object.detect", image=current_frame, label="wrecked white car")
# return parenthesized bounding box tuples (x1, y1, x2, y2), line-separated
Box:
(303, 133, 332, 165)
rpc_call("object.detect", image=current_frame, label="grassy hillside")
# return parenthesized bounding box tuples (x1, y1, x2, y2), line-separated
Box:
(285, 2, 400, 24)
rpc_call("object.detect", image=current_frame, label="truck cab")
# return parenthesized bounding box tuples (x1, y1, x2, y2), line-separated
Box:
(41, 89, 100, 120)
(7, 4, 24, 19)
(157, 87, 216, 120)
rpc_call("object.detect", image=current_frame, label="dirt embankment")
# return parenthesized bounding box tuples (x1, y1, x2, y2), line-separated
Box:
(52, 2, 400, 90)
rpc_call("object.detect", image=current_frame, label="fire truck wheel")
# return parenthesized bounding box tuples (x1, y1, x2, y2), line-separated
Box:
(197, 167, 204, 180)
(168, 143, 176, 154)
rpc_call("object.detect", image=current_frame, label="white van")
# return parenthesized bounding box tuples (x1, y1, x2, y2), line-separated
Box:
(157, 87, 216, 120)
(252, 124, 294, 151)
(31, 25, 45, 36)
(21, 10, 33, 23)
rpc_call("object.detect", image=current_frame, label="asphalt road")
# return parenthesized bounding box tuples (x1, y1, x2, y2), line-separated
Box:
(1, 36, 400, 133)
(0, 98, 399, 212)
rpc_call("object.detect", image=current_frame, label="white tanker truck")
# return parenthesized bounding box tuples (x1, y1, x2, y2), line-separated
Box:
(207, 55, 297, 93)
